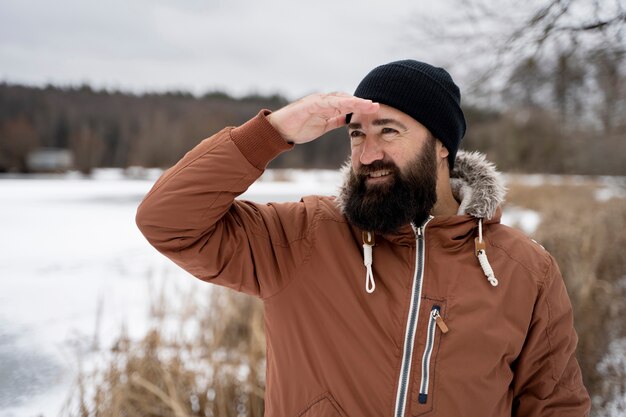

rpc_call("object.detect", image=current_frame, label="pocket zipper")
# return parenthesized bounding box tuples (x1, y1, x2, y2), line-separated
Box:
(418, 305, 448, 404)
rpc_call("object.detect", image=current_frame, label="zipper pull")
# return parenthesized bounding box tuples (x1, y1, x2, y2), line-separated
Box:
(432, 310, 449, 334)
(412, 216, 433, 239)
(411, 223, 423, 239)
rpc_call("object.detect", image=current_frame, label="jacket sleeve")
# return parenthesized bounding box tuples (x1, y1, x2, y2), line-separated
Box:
(512, 254, 591, 416)
(135, 110, 314, 299)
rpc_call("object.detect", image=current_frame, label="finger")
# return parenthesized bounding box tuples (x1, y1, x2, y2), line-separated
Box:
(352, 99, 379, 113)
(325, 114, 350, 131)
(317, 95, 379, 116)
(325, 91, 352, 98)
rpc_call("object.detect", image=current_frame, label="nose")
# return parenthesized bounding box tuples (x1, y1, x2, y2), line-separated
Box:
(358, 135, 384, 165)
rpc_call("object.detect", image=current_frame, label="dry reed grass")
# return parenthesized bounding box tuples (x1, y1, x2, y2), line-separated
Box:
(63, 286, 265, 417)
(66, 175, 625, 416)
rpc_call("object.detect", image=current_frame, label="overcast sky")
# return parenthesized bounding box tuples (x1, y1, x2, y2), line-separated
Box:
(0, 0, 467, 99)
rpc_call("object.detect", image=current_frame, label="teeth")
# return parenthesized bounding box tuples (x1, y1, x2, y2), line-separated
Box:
(369, 170, 391, 178)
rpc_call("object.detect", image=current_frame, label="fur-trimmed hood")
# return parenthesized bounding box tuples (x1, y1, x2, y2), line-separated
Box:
(337, 150, 506, 220)
(450, 151, 506, 219)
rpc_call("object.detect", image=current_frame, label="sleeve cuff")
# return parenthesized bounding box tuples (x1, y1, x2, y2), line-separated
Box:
(230, 109, 294, 170)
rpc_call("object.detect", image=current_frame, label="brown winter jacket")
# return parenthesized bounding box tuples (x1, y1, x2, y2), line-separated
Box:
(136, 111, 590, 417)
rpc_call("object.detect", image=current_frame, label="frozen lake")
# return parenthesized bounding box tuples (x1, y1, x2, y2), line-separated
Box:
(0, 169, 341, 417)
(0, 169, 541, 417)
(0, 174, 176, 416)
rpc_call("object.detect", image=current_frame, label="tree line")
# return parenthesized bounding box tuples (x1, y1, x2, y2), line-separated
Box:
(463, 47, 626, 175)
(1, 50, 624, 175)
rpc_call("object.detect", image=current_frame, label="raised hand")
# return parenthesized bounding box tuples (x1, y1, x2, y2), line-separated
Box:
(267, 92, 379, 144)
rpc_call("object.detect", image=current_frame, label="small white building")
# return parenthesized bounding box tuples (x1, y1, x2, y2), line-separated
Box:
(26, 148, 74, 172)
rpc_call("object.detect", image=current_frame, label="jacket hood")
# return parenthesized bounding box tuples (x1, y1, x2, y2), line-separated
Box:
(337, 150, 506, 221)
(450, 151, 506, 219)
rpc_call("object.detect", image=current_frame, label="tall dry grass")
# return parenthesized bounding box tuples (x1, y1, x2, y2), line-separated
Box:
(66, 176, 626, 416)
(63, 286, 265, 417)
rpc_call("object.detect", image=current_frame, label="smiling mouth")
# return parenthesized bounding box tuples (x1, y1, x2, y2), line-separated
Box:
(368, 169, 392, 178)
(364, 170, 394, 186)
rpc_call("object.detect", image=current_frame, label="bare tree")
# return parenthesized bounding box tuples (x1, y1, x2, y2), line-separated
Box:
(411, 0, 625, 96)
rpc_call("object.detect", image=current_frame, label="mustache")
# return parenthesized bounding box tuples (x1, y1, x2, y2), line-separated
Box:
(355, 160, 400, 178)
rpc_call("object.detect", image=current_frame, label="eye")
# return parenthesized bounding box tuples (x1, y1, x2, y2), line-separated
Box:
(380, 127, 399, 141)
(349, 130, 365, 145)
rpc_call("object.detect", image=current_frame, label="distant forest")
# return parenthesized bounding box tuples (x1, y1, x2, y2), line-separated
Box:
(1, 66, 625, 175)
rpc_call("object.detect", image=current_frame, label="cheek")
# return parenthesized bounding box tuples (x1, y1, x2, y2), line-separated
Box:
(386, 148, 409, 166)
(351, 148, 361, 167)
(393, 141, 423, 164)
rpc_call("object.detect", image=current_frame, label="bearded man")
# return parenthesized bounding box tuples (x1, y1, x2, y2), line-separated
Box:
(136, 60, 590, 417)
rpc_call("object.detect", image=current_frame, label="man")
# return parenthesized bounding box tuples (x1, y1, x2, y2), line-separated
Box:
(136, 60, 590, 416)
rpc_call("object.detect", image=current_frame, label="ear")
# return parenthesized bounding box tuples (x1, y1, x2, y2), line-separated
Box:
(435, 140, 451, 172)
(436, 140, 449, 160)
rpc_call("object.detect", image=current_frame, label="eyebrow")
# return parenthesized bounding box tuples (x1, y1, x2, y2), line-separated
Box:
(347, 119, 408, 131)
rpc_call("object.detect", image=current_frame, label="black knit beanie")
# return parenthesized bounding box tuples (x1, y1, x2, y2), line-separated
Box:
(347, 60, 466, 170)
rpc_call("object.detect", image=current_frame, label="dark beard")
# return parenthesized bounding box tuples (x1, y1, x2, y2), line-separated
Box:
(339, 138, 438, 235)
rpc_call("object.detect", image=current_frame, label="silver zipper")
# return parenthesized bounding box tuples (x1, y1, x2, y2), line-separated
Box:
(393, 217, 432, 417)
(418, 306, 442, 404)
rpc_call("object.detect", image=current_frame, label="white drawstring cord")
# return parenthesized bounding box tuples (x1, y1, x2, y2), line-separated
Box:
(363, 232, 375, 293)
(477, 251, 498, 287)
(475, 219, 499, 287)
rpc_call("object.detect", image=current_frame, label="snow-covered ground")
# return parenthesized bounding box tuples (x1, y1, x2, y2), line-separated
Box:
(0, 172, 171, 416)
(0, 168, 342, 417)
(1, 169, 618, 416)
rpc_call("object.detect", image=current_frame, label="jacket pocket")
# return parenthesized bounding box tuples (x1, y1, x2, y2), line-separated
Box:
(412, 303, 448, 415)
(296, 392, 349, 417)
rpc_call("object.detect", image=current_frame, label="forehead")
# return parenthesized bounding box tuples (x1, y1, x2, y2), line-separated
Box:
(349, 104, 415, 126)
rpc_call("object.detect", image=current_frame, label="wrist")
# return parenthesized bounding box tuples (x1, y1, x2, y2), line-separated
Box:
(266, 112, 293, 144)
(230, 110, 293, 170)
